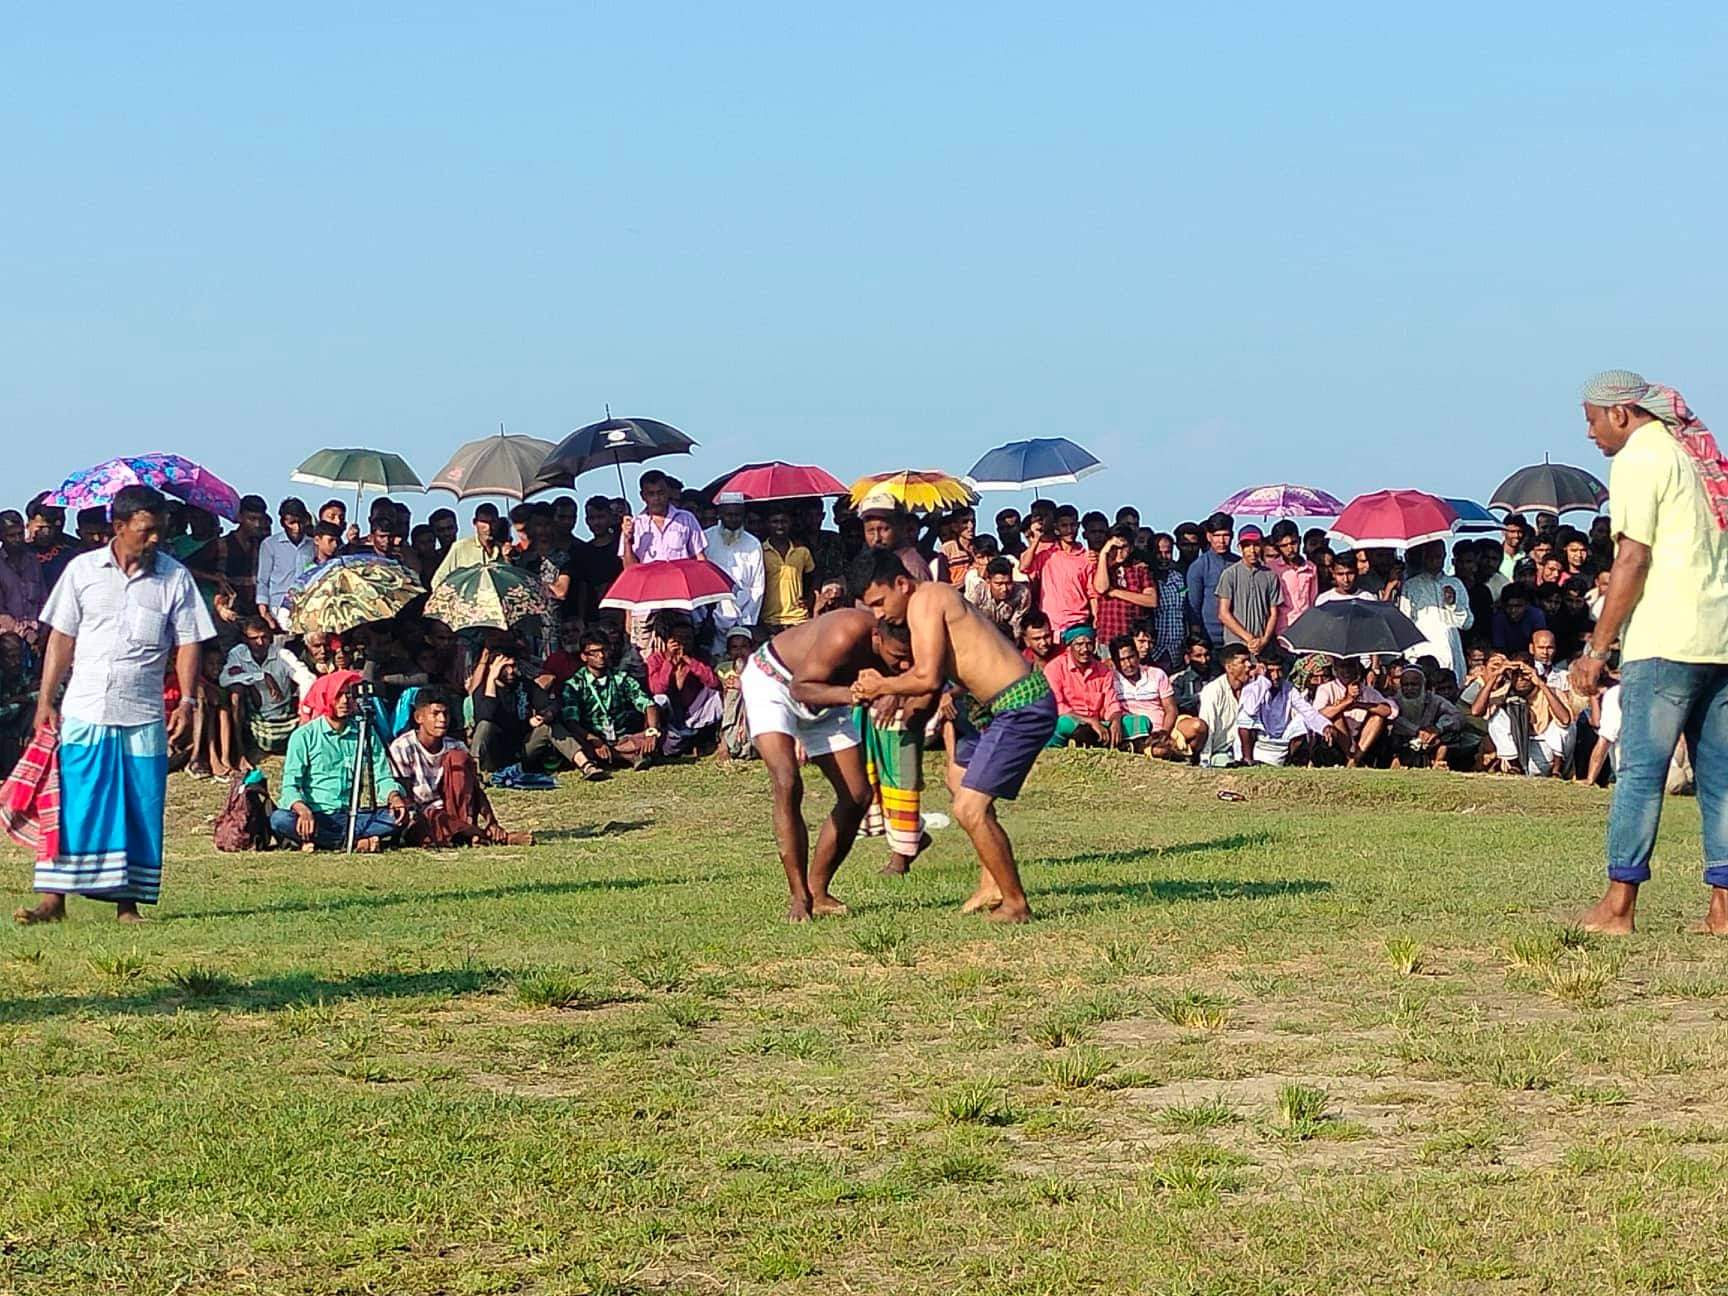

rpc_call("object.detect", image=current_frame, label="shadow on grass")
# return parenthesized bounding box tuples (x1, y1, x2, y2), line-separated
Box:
(171, 875, 667, 922)
(0, 966, 502, 1024)
(534, 819, 653, 842)
(1030, 832, 1278, 869)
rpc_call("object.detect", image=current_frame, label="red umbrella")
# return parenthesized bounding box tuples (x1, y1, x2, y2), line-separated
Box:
(600, 558, 736, 614)
(1329, 490, 1458, 549)
(712, 462, 848, 503)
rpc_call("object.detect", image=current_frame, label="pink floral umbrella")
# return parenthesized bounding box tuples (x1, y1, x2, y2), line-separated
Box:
(47, 454, 243, 521)
(1215, 483, 1347, 518)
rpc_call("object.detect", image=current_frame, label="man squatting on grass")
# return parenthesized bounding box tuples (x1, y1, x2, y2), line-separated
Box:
(740, 607, 915, 922)
(853, 551, 1059, 923)
(1570, 372, 1728, 935)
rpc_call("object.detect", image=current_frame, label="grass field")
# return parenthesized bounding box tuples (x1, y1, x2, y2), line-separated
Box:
(4, 753, 1728, 1295)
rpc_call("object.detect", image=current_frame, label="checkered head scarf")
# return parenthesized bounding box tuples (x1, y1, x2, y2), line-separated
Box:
(1582, 370, 1728, 529)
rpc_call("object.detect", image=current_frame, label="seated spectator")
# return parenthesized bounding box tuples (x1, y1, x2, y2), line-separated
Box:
(968, 555, 1031, 638)
(1189, 642, 1255, 767)
(1491, 584, 1546, 655)
(1168, 635, 1217, 718)
(468, 646, 571, 775)
(1313, 658, 1396, 767)
(550, 631, 665, 771)
(1109, 634, 1173, 752)
(715, 628, 757, 762)
(644, 621, 723, 756)
(1018, 611, 1058, 667)
(219, 616, 315, 765)
(388, 692, 532, 847)
(1388, 665, 1464, 768)
(271, 672, 412, 852)
(1469, 651, 1573, 776)
(1236, 651, 1326, 766)
(0, 630, 37, 772)
(1043, 625, 1123, 748)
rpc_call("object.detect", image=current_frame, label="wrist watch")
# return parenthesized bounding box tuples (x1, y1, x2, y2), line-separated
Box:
(1584, 645, 1612, 662)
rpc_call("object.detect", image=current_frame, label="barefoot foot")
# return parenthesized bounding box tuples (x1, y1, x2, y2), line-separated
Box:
(985, 902, 1032, 924)
(960, 886, 1003, 915)
(811, 894, 850, 917)
(116, 909, 146, 925)
(1576, 899, 1635, 936)
(786, 898, 813, 924)
(880, 855, 910, 877)
(13, 901, 65, 926)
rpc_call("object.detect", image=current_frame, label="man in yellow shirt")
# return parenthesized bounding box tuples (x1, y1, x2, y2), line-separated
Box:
(760, 507, 815, 629)
(1571, 371, 1728, 936)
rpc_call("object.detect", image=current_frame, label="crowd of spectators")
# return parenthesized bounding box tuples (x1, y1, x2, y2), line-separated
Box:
(0, 473, 1632, 853)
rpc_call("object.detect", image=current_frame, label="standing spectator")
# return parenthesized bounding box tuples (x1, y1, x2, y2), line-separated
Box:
(1020, 505, 1096, 634)
(26, 498, 79, 594)
(187, 494, 270, 628)
(219, 615, 315, 766)
(1491, 584, 1546, 655)
(620, 470, 707, 650)
(994, 508, 1026, 558)
(1183, 512, 1237, 644)
(705, 497, 765, 650)
(1569, 372, 1728, 934)
(1143, 546, 1187, 669)
(512, 504, 572, 654)
(1092, 524, 1158, 646)
(565, 495, 624, 624)
(432, 504, 507, 586)
(761, 507, 815, 629)
(0, 510, 46, 632)
(1042, 625, 1123, 748)
(1400, 540, 1472, 681)
(255, 497, 313, 630)
(1498, 514, 1530, 583)
(1315, 551, 1374, 605)
(1268, 522, 1318, 637)
(1216, 526, 1283, 652)
(937, 508, 977, 588)
(17, 486, 215, 925)
(1173, 522, 1203, 573)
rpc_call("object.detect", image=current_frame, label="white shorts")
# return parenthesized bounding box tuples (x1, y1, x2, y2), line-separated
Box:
(740, 656, 859, 757)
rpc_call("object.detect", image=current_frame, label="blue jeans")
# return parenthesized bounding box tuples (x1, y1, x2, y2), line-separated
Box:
(1607, 658, 1728, 886)
(269, 807, 403, 850)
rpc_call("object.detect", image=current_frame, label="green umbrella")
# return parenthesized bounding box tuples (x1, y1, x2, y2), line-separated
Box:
(292, 448, 424, 515)
(427, 428, 558, 502)
(425, 563, 551, 632)
(287, 555, 424, 635)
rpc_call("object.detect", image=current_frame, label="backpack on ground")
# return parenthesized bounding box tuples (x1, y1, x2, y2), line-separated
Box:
(213, 772, 276, 851)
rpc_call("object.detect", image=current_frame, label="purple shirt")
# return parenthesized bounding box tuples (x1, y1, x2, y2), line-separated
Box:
(621, 507, 708, 564)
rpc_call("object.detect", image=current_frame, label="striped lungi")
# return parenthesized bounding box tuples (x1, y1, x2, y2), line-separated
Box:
(854, 704, 923, 857)
(36, 717, 168, 904)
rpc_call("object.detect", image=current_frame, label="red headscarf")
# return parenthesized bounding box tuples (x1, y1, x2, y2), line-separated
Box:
(298, 669, 364, 723)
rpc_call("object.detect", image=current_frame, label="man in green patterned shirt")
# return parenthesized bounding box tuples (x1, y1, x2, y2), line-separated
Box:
(558, 630, 665, 771)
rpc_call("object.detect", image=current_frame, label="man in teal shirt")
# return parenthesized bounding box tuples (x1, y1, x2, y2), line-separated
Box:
(270, 672, 411, 852)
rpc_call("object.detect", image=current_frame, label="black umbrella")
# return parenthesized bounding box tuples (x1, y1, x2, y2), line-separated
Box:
(1279, 600, 1426, 659)
(536, 415, 697, 495)
(1489, 461, 1607, 516)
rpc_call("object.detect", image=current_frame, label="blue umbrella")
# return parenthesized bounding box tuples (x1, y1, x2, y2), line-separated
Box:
(1442, 497, 1504, 535)
(964, 438, 1103, 492)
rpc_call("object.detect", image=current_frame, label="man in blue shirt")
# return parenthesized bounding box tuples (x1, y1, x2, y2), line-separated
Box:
(255, 497, 314, 631)
(1183, 512, 1238, 646)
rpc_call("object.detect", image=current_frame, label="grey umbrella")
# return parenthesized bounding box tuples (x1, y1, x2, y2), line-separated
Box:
(428, 428, 558, 502)
(1489, 461, 1608, 516)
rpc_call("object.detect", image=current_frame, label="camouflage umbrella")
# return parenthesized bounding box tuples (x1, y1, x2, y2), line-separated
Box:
(287, 555, 424, 635)
(425, 563, 551, 632)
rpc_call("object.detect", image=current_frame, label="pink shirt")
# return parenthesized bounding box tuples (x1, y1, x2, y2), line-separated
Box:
(1312, 679, 1391, 738)
(1270, 557, 1318, 634)
(1043, 651, 1123, 722)
(1023, 544, 1096, 634)
(1114, 665, 1173, 730)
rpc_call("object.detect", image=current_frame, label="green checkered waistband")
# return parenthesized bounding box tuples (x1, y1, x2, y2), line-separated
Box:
(962, 670, 1050, 730)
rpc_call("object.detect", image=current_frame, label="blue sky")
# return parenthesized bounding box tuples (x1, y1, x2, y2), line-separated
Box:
(4, 5, 1724, 526)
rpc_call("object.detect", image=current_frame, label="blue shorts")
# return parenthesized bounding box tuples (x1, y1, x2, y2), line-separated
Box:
(953, 692, 1058, 800)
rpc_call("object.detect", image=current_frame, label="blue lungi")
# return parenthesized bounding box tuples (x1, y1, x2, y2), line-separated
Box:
(37, 717, 168, 904)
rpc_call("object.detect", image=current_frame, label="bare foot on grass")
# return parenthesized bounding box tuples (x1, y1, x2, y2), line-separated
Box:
(786, 898, 813, 924)
(1577, 883, 1637, 936)
(985, 902, 1031, 924)
(960, 885, 1002, 915)
(13, 902, 64, 926)
(811, 894, 850, 918)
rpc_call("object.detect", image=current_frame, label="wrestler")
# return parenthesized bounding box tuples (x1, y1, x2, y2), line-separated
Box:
(741, 608, 912, 921)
